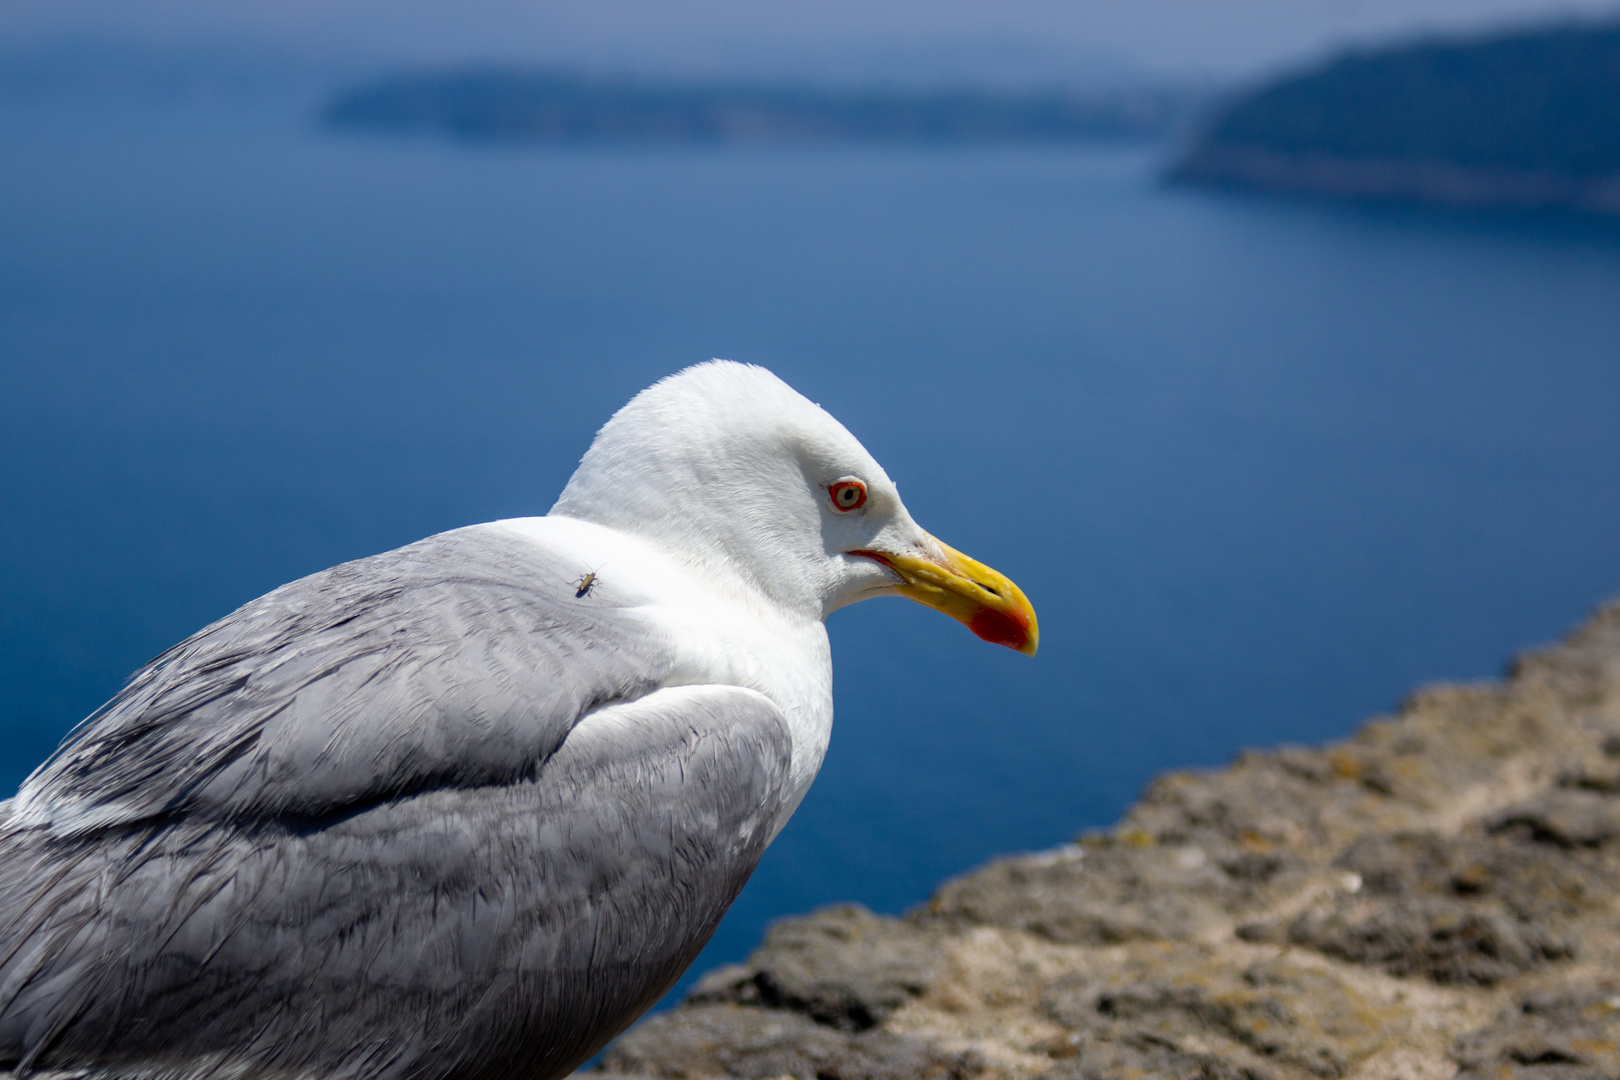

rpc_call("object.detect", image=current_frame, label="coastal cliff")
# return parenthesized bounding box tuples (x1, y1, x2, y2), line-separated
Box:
(591, 599, 1620, 1080)
(1171, 23, 1620, 213)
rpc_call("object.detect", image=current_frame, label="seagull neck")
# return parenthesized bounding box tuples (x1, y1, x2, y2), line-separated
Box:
(554, 509, 829, 626)
(659, 534, 827, 626)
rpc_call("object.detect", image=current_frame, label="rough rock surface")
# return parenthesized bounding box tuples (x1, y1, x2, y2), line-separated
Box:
(591, 600, 1620, 1080)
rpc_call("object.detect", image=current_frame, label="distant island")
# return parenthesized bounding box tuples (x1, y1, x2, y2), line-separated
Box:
(321, 70, 1202, 145)
(1170, 21, 1620, 213)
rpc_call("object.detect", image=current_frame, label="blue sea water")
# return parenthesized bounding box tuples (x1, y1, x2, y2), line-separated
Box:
(3, 94, 1620, 1000)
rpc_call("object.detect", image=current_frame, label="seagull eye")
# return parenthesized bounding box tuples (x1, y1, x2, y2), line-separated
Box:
(829, 481, 867, 512)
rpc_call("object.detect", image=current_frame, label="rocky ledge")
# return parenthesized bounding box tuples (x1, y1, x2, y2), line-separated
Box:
(592, 600, 1620, 1080)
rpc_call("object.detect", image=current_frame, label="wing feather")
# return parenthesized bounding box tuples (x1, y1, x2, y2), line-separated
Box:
(1, 687, 791, 1080)
(13, 525, 675, 829)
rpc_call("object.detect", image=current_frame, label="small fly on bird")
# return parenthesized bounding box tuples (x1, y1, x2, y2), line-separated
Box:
(571, 570, 602, 598)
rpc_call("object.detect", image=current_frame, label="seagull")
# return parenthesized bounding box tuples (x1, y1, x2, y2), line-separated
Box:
(0, 361, 1036, 1080)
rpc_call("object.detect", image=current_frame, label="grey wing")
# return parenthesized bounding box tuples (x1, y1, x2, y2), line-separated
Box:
(0, 526, 795, 1080)
(0, 686, 792, 1080)
(13, 524, 673, 828)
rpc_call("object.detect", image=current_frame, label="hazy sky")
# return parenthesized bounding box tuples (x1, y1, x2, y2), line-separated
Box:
(3, 0, 1618, 80)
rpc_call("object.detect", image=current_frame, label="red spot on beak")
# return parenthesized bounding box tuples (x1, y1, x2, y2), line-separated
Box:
(969, 607, 1030, 651)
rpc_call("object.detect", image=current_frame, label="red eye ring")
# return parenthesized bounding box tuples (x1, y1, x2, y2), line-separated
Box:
(829, 480, 867, 512)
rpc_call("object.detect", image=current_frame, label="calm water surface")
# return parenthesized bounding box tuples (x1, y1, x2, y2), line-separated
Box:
(3, 95, 1620, 995)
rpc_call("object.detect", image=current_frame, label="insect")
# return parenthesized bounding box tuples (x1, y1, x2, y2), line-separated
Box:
(570, 570, 601, 598)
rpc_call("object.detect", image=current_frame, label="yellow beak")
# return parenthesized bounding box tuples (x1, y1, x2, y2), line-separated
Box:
(851, 535, 1038, 656)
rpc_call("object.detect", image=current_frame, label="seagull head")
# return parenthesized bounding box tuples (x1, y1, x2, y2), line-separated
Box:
(551, 361, 1037, 655)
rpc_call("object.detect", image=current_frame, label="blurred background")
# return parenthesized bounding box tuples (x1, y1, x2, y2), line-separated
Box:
(3, 0, 1620, 1008)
